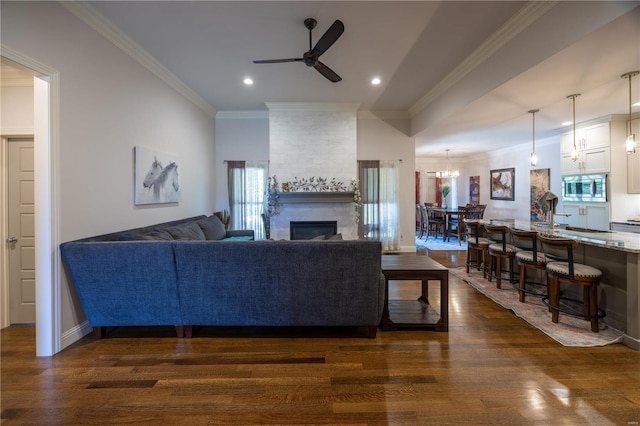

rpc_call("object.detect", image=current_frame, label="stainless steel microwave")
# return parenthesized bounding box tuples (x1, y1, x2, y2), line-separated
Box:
(561, 174, 607, 203)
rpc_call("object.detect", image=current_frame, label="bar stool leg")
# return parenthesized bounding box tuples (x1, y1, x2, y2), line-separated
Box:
(518, 263, 526, 303)
(550, 276, 560, 323)
(495, 256, 502, 289)
(589, 285, 599, 332)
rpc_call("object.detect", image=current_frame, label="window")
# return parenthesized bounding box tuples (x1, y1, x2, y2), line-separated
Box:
(227, 160, 268, 239)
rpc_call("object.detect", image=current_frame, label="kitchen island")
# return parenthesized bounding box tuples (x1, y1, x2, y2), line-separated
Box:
(480, 219, 640, 350)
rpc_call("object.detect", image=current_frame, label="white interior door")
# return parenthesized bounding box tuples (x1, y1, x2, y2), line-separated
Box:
(8, 138, 36, 324)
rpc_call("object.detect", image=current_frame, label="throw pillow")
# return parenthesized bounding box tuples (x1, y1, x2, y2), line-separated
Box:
(196, 215, 227, 240)
(328, 233, 343, 240)
(165, 222, 206, 240)
(311, 235, 326, 240)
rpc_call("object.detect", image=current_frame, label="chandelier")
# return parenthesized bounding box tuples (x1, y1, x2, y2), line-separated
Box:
(436, 149, 459, 178)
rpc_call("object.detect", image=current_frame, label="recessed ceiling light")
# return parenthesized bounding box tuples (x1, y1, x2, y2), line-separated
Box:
(371, 77, 381, 85)
(561, 121, 572, 126)
(243, 77, 254, 85)
(634, 101, 640, 107)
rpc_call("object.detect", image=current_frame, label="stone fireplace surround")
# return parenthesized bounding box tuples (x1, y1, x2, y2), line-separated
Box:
(267, 103, 359, 240)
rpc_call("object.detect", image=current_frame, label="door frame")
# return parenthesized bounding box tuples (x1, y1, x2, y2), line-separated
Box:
(1, 46, 60, 356)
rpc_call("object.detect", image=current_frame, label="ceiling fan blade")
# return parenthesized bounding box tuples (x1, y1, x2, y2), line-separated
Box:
(253, 58, 303, 64)
(314, 61, 342, 82)
(312, 20, 344, 57)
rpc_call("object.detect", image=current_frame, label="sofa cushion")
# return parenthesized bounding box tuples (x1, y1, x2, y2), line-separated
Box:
(196, 215, 227, 240)
(117, 231, 148, 241)
(165, 222, 206, 240)
(141, 229, 175, 240)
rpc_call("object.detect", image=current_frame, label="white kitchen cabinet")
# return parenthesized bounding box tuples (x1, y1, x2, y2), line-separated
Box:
(562, 203, 610, 230)
(561, 122, 610, 153)
(561, 122, 610, 175)
(561, 147, 610, 175)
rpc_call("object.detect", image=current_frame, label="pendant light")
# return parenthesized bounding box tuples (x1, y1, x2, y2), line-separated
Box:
(622, 71, 639, 154)
(567, 94, 581, 162)
(529, 109, 539, 166)
(436, 149, 459, 178)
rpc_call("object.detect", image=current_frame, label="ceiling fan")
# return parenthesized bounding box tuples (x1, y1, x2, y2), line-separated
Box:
(253, 18, 344, 83)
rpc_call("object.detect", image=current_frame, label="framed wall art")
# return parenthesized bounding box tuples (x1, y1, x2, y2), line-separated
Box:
(530, 168, 550, 221)
(490, 167, 514, 201)
(134, 146, 181, 205)
(469, 176, 480, 205)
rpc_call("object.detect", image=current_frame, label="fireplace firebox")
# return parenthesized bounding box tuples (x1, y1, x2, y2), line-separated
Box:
(290, 221, 337, 240)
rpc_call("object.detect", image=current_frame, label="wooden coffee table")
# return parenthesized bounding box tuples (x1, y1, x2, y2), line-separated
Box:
(380, 255, 449, 331)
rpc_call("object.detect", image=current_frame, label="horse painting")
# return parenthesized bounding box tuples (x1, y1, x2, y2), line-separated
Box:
(136, 149, 181, 204)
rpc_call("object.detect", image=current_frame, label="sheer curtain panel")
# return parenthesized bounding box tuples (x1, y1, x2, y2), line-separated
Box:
(227, 160, 268, 239)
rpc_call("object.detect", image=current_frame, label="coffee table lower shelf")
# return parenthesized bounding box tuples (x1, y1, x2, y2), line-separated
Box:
(382, 297, 445, 331)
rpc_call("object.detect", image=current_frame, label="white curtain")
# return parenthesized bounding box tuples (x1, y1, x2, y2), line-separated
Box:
(379, 160, 400, 251)
(227, 160, 268, 239)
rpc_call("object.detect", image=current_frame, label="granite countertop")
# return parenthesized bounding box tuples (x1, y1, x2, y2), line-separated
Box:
(611, 220, 640, 227)
(481, 219, 640, 254)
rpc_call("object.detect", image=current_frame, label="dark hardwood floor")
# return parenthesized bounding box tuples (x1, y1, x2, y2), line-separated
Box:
(2, 247, 639, 425)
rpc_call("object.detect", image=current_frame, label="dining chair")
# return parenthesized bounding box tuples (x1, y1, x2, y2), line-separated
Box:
(447, 206, 469, 244)
(426, 207, 446, 240)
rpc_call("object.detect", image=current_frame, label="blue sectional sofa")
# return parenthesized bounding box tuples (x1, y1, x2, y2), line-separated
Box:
(60, 215, 385, 338)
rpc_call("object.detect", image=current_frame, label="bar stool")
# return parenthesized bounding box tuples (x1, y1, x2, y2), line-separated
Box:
(463, 219, 492, 277)
(510, 228, 549, 303)
(538, 234, 604, 332)
(484, 224, 518, 289)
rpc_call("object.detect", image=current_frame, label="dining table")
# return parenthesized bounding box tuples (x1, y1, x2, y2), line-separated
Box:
(429, 207, 463, 242)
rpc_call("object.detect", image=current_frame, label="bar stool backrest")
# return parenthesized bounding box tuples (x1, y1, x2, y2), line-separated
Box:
(538, 234, 578, 279)
(483, 224, 510, 251)
(463, 219, 482, 244)
(510, 228, 539, 261)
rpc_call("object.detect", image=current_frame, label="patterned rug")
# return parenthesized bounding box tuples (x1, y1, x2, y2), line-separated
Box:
(449, 267, 624, 347)
(415, 235, 467, 251)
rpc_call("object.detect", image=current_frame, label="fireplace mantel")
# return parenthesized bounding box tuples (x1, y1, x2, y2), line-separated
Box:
(279, 192, 355, 203)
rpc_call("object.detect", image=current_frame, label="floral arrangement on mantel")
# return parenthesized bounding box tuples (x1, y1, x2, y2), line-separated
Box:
(284, 176, 348, 192)
(351, 179, 362, 224)
(266, 175, 282, 217)
(270, 176, 362, 224)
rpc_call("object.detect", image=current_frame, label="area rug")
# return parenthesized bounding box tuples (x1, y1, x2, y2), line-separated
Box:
(449, 267, 624, 347)
(415, 235, 467, 251)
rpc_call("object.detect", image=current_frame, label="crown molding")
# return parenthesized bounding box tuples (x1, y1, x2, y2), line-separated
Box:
(60, 1, 217, 118)
(409, 1, 558, 117)
(216, 110, 269, 119)
(358, 110, 411, 120)
(265, 102, 360, 112)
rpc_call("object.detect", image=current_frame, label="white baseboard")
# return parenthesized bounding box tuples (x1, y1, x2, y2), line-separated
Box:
(60, 320, 92, 350)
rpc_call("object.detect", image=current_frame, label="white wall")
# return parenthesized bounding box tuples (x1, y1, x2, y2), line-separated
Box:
(2, 1, 216, 347)
(358, 116, 415, 252)
(214, 112, 270, 211)
(1, 86, 34, 133)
